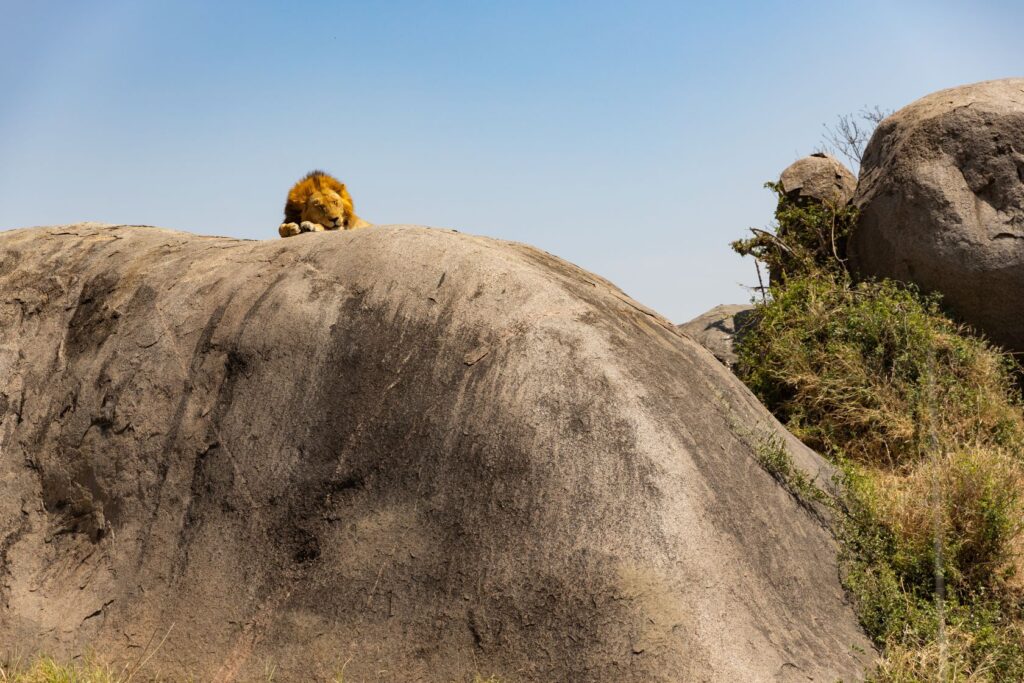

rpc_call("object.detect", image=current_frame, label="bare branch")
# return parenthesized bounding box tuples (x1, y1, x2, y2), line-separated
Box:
(749, 228, 794, 254)
(821, 106, 893, 169)
(861, 104, 889, 125)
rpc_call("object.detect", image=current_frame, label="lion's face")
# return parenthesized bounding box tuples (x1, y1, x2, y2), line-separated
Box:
(304, 190, 349, 229)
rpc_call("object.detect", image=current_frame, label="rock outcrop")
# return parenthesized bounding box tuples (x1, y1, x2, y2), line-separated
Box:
(779, 153, 857, 205)
(677, 304, 755, 368)
(850, 78, 1024, 351)
(0, 224, 872, 682)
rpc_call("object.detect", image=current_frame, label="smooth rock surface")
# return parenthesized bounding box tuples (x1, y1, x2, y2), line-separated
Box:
(850, 78, 1024, 351)
(677, 304, 756, 368)
(0, 224, 872, 682)
(779, 153, 857, 205)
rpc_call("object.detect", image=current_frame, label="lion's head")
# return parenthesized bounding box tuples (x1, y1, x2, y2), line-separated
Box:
(302, 185, 352, 229)
(285, 171, 358, 230)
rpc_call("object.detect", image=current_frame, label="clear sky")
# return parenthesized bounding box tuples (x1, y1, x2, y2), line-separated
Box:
(2, 1, 1022, 322)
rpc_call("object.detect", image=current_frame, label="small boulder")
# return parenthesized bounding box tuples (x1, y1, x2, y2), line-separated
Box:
(779, 153, 857, 205)
(678, 304, 756, 367)
(850, 78, 1024, 351)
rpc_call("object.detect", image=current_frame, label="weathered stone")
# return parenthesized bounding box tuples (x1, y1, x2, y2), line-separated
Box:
(850, 78, 1024, 351)
(677, 304, 756, 367)
(0, 224, 872, 682)
(779, 153, 857, 205)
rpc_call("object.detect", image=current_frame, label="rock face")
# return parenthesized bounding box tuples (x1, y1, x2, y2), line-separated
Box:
(779, 153, 857, 205)
(677, 304, 756, 367)
(850, 78, 1024, 351)
(0, 224, 872, 682)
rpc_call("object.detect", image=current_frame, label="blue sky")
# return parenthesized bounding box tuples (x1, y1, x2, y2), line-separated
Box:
(2, 1, 1022, 322)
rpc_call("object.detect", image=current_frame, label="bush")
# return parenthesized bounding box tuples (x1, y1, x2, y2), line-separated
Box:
(731, 181, 859, 284)
(732, 182, 1024, 680)
(737, 276, 1024, 469)
(874, 448, 1024, 591)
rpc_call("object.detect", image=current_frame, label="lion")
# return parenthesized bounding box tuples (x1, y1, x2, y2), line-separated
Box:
(278, 170, 372, 238)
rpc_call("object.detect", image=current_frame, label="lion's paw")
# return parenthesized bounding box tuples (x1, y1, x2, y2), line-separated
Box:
(300, 221, 325, 233)
(279, 222, 301, 238)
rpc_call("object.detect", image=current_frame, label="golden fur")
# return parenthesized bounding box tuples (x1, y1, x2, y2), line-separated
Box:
(278, 171, 372, 238)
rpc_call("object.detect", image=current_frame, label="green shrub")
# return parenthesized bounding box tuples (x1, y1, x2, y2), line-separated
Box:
(737, 276, 1024, 469)
(733, 182, 1024, 680)
(731, 181, 859, 283)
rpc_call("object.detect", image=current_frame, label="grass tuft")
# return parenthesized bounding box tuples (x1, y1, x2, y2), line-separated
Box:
(0, 656, 502, 683)
(0, 657, 119, 683)
(755, 435, 832, 511)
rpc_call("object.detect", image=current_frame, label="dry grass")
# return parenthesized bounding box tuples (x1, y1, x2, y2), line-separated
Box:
(0, 657, 120, 683)
(872, 448, 1024, 591)
(869, 624, 1022, 683)
(0, 657, 501, 683)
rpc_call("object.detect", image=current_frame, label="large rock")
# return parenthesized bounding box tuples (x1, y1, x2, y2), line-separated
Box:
(0, 224, 872, 682)
(677, 304, 756, 368)
(850, 78, 1024, 351)
(779, 153, 857, 205)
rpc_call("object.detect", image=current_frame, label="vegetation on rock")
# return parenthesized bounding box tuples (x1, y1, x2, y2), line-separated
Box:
(0, 656, 499, 683)
(0, 657, 121, 683)
(732, 181, 859, 285)
(733, 183, 1024, 681)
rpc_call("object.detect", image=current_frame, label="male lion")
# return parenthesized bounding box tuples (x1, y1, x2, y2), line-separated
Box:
(278, 170, 372, 238)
